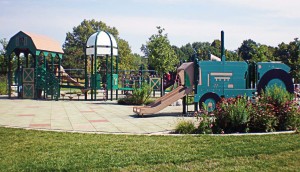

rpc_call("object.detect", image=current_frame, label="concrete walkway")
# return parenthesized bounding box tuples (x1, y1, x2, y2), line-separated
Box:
(0, 97, 196, 134)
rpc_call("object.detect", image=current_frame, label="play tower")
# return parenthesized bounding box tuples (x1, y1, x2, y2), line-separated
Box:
(85, 30, 119, 101)
(6, 31, 63, 100)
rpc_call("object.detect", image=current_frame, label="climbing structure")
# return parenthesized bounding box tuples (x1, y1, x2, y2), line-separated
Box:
(6, 31, 63, 100)
(85, 30, 119, 101)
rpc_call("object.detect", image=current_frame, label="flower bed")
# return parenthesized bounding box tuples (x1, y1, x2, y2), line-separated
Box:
(175, 85, 300, 134)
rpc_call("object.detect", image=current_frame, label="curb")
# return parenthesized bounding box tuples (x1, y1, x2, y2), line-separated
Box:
(1, 125, 297, 136)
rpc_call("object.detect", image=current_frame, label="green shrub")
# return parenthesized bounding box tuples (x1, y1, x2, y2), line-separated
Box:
(249, 100, 278, 132)
(188, 86, 300, 134)
(214, 96, 252, 133)
(117, 97, 134, 105)
(264, 85, 294, 106)
(144, 98, 155, 105)
(0, 75, 7, 95)
(117, 97, 155, 106)
(174, 119, 196, 134)
(257, 85, 300, 131)
(282, 103, 300, 131)
(187, 95, 194, 105)
(131, 82, 152, 105)
(214, 85, 300, 133)
(117, 82, 153, 105)
(195, 104, 214, 134)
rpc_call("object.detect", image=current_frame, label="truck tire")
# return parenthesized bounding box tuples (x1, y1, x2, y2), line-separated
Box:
(199, 92, 221, 111)
(257, 69, 294, 94)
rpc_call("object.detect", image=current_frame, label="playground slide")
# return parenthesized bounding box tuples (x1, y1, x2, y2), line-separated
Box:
(65, 75, 83, 87)
(58, 66, 87, 93)
(133, 86, 193, 115)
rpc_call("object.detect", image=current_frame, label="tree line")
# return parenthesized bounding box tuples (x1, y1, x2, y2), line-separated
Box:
(0, 19, 299, 82)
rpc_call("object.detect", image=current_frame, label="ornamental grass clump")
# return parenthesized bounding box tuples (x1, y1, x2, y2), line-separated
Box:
(174, 119, 196, 134)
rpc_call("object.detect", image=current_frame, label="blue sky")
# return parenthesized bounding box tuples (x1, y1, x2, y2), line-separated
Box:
(1, 0, 300, 54)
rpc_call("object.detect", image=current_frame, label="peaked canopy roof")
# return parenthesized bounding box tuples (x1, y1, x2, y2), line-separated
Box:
(6, 31, 63, 57)
(86, 31, 118, 56)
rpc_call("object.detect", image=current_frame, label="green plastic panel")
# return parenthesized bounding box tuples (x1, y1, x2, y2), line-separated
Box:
(91, 74, 101, 89)
(184, 71, 191, 87)
(107, 74, 118, 90)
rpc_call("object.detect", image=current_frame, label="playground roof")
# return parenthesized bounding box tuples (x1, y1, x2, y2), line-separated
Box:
(24, 32, 63, 53)
(6, 31, 63, 58)
(86, 31, 118, 56)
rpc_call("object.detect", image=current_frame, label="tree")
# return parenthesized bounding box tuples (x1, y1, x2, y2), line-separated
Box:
(225, 50, 239, 61)
(142, 27, 179, 95)
(0, 38, 8, 74)
(238, 39, 258, 61)
(118, 39, 144, 73)
(238, 39, 276, 62)
(63, 19, 134, 71)
(210, 39, 221, 57)
(179, 43, 194, 61)
(275, 39, 300, 82)
(142, 26, 179, 75)
(192, 42, 211, 60)
(250, 44, 275, 62)
(172, 45, 185, 62)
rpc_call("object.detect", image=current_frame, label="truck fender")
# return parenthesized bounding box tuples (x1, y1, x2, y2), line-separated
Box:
(257, 69, 294, 94)
(199, 92, 221, 111)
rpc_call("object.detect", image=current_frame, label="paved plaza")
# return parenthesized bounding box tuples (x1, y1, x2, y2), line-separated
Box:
(0, 96, 195, 134)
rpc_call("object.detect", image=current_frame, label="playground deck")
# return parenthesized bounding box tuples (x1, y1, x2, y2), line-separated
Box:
(0, 96, 195, 134)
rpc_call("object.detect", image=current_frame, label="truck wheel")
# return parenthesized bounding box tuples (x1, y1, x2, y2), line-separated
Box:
(257, 69, 294, 94)
(199, 93, 221, 111)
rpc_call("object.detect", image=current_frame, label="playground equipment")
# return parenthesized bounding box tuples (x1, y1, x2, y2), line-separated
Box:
(133, 31, 294, 115)
(117, 70, 174, 96)
(5, 30, 120, 101)
(133, 62, 194, 115)
(85, 30, 119, 101)
(6, 31, 63, 100)
(56, 65, 86, 93)
(5, 30, 175, 101)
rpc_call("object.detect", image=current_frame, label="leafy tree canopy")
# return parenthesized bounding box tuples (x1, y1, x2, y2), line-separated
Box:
(274, 38, 300, 82)
(142, 26, 179, 75)
(173, 39, 239, 62)
(0, 38, 8, 73)
(63, 19, 134, 71)
(237, 39, 258, 61)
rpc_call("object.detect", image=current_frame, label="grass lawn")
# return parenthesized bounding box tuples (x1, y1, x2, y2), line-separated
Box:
(0, 127, 299, 171)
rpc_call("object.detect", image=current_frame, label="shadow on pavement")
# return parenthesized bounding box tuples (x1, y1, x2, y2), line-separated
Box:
(130, 112, 193, 118)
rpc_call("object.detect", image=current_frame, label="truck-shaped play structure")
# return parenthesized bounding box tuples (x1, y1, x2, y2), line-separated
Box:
(133, 31, 294, 115)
